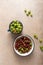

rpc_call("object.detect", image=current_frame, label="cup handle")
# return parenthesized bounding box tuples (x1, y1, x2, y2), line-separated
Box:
(8, 29, 10, 32)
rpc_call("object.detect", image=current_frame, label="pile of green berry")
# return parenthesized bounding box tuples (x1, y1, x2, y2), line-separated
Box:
(24, 9, 33, 17)
(9, 20, 23, 34)
(33, 34, 43, 51)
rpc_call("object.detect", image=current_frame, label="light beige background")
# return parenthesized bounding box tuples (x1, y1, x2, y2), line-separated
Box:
(0, 0, 43, 65)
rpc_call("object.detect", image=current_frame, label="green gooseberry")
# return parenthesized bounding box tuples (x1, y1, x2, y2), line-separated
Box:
(10, 26, 14, 32)
(34, 34, 38, 39)
(19, 50, 22, 54)
(16, 28, 18, 31)
(11, 23, 15, 26)
(24, 9, 27, 13)
(10, 26, 13, 30)
(18, 25, 21, 28)
(18, 23, 21, 26)
(16, 21, 19, 24)
(21, 48, 24, 51)
(39, 39, 43, 43)
(26, 48, 28, 51)
(14, 24, 17, 28)
(40, 46, 43, 51)
(13, 20, 17, 23)
(19, 28, 22, 31)
(30, 43, 32, 46)
(16, 28, 19, 33)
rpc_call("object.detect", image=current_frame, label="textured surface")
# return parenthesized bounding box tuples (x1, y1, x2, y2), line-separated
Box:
(0, 0, 43, 65)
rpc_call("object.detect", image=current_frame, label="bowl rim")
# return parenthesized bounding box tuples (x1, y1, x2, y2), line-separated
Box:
(9, 20, 23, 34)
(13, 34, 35, 56)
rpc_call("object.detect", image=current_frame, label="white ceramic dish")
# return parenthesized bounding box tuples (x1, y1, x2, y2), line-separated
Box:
(13, 35, 35, 56)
